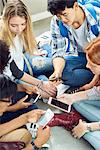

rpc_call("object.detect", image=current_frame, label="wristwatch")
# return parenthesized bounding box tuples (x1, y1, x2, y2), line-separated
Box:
(31, 141, 39, 150)
(86, 124, 92, 132)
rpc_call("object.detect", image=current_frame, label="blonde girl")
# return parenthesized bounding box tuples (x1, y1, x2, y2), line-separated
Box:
(0, 0, 56, 99)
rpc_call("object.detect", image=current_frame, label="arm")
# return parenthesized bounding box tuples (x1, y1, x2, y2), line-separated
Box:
(57, 86, 100, 105)
(10, 60, 43, 93)
(0, 109, 44, 137)
(0, 114, 28, 137)
(72, 120, 100, 139)
(49, 16, 66, 80)
(33, 126, 50, 149)
(10, 59, 57, 98)
(49, 57, 65, 80)
(6, 95, 32, 112)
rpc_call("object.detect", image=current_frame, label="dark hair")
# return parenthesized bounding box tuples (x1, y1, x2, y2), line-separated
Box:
(0, 75, 17, 99)
(48, 0, 77, 15)
(0, 40, 10, 73)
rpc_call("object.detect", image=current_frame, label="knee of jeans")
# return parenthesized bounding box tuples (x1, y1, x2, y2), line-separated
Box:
(32, 57, 47, 68)
(19, 129, 32, 145)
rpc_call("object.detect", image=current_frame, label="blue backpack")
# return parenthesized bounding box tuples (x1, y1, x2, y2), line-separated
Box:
(57, 0, 100, 52)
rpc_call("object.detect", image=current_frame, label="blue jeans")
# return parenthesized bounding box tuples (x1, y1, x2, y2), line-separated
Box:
(24, 52, 93, 87)
(1, 92, 38, 124)
(62, 54, 94, 87)
(73, 100, 100, 150)
(24, 52, 53, 77)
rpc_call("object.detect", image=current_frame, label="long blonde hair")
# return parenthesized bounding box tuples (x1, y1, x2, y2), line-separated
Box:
(0, 0, 36, 54)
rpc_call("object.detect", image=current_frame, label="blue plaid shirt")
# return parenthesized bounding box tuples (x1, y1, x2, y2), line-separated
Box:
(50, 2, 100, 59)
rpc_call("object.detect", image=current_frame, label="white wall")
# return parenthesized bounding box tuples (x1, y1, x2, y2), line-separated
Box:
(23, 0, 47, 15)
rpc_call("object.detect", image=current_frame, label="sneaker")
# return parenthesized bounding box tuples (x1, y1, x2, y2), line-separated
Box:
(56, 84, 70, 96)
(65, 87, 81, 94)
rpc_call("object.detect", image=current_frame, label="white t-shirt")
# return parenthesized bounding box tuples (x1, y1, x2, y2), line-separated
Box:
(4, 35, 24, 79)
(71, 19, 89, 52)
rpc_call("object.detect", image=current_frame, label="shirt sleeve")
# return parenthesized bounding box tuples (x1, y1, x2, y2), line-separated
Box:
(50, 16, 67, 59)
(10, 60, 24, 79)
(87, 86, 100, 100)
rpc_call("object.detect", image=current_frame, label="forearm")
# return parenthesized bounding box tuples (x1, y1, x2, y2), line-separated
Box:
(0, 114, 27, 137)
(87, 122, 100, 131)
(53, 57, 65, 74)
(72, 90, 89, 103)
(6, 104, 22, 112)
(21, 73, 41, 93)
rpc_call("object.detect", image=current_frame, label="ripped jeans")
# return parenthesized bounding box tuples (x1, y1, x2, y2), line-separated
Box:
(24, 52, 93, 87)
(24, 52, 53, 78)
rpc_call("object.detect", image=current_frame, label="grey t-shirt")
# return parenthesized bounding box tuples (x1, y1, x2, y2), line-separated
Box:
(87, 86, 100, 100)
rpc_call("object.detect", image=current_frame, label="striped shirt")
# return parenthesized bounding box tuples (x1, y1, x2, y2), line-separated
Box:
(50, 2, 100, 59)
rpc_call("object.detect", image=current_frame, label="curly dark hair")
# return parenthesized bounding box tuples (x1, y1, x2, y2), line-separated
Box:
(0, 74, 17, 99)
(48, 0, 77, 15)
(0, 40, 10, 73)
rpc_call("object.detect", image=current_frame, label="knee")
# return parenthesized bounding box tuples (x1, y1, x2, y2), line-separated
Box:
(18, 128, 32, 146)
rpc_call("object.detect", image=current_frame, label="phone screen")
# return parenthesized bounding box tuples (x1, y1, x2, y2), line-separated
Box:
(38, 109, 54, 127)
(51, 98, 69, 111)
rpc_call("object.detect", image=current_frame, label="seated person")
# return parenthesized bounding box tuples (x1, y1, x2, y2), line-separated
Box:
(56, 37, 100, 149)
(0, 39, 55, 123)
(0, 0, 56, 99)
(0, 74, 50, 150)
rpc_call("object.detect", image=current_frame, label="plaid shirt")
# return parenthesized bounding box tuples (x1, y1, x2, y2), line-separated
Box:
(50, 2, 100, 59)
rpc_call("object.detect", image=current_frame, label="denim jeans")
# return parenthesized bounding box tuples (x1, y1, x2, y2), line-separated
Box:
(62, 54, 94, 87)
(24, 52, 53, 78)
(25, 52, 93, 87)
(73, 100, 100, 150)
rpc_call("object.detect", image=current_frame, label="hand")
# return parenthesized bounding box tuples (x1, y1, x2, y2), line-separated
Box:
(34, 126, 50, 148)
(49, 71, 62, 82)
(27, 109, 45, 123)
(0, 103, 10, 115)
(17, 84, 35, 94)
(57, 94, 74, 105)
(14, 95, 32, 110)
(72, 120, 89, 139)
(79, 84, 93, 91)
(38, 81, 57, 99)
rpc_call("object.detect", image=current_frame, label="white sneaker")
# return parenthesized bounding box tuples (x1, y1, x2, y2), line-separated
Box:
(26, 123, 39, 138)
(56, 84, 70, 96)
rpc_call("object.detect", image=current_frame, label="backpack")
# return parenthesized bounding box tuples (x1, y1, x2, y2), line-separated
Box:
(57, 0, 100, 52)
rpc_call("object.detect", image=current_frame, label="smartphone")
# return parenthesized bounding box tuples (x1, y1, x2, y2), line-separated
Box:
(25, 94, 39, 103)
(48, 97, 71, 113)
(37, 109, 54, 127)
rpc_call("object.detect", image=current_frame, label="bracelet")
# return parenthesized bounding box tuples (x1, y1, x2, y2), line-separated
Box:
(31, 142, 39, 150)
(36, 80, 43, 94)
(98, 121, 100, 127)
(86, 124, 92, 132)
